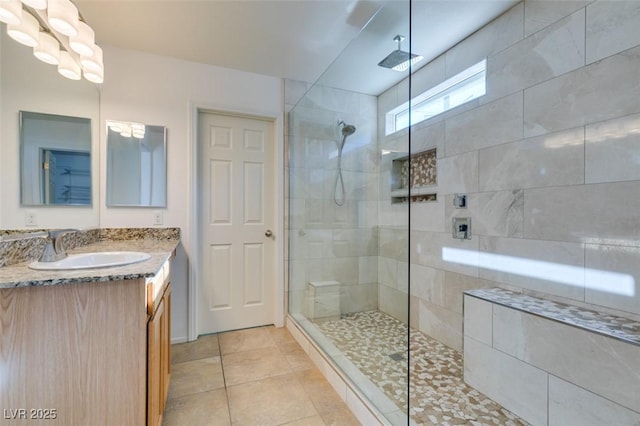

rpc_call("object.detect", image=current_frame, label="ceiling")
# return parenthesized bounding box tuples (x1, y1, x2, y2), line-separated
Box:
(75, 0, 518, 96)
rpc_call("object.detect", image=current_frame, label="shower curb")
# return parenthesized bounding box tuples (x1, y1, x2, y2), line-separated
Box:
(286, 314, 410, 426)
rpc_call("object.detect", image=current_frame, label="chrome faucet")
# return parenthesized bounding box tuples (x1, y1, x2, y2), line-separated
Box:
(39, 229, 80, 262)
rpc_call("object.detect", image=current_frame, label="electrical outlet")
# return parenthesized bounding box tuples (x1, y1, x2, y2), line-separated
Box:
(25, 211, 37, 227)
(153, 211, 163, 226)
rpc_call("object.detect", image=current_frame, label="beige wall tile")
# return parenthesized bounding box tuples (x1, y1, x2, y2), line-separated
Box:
(523, 181, 640, 245)
(585, 112, 640, 184)
(378, 284, 408, 323)
(437, 151, 479, 195)
(478, 236, 585, 300)
(411, 231, 480, 277)
(463, 296, 493, 346)
(493, 306, 640, 412)
(549, 375, 640, 426)
(410, 199, 446, 233)
(585, 244, 640, 314)
(586, 0, 640, 64)
(479, 127, 585, 192)
(485, 8, 585, 103)
(445, 3, 524, 77)
(524, 46, 640, 137)
(464, 336, 548, 425)
(524, 0, 589, 37)
(417, 299, 463, 351)
(409, 263, 444, 302)
(445, 93, 524, 157)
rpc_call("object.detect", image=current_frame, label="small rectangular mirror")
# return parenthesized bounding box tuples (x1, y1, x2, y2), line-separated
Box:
(20, 111, 92, 206)
(106, 121, 167, 207)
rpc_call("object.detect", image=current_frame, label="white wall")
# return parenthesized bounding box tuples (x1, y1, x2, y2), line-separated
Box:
(99, 46, 283, 342)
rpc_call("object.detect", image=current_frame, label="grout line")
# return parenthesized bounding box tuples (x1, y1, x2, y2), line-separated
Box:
(216, 334, 234, 421)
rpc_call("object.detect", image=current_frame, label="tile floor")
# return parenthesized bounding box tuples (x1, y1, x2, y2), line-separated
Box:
(317, 311, 527, 426)
(162, 326, 361, 426)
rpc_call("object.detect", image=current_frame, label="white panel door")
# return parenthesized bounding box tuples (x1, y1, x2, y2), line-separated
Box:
(198, 112, 275, 333)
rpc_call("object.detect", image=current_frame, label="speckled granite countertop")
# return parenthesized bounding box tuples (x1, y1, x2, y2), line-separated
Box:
(465, 287, 640, 346)
(0, 239, 179, 289)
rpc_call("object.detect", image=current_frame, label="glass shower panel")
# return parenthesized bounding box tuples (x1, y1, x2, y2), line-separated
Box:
(286, 1, 411, 424)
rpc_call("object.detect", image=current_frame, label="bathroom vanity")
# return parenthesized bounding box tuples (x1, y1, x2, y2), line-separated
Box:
(0, 235, 177, 425)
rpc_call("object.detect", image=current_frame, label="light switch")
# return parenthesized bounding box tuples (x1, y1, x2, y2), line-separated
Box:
(25, 211, 37, 226)
(153, 211, 163, 225)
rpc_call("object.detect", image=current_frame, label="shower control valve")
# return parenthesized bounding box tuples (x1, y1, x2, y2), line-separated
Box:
(452, 217, 471, 240)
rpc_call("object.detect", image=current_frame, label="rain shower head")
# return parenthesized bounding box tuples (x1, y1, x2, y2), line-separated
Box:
(378, 35, 423, 72)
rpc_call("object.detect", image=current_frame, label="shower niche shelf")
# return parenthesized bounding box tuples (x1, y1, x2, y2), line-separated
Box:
(390, 148, 437, 204)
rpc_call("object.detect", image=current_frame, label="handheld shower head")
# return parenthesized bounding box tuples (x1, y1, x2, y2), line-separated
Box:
(334, 121, 357, 207)
(338, 121, 356, 137)
(342, 124, 356, 137)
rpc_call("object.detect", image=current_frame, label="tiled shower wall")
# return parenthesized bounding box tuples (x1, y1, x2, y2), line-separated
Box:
(378, 0, 640, 351)
(286, 80, 380, 317)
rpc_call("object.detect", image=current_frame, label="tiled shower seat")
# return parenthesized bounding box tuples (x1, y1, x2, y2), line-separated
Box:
(464, 288, 640, 426)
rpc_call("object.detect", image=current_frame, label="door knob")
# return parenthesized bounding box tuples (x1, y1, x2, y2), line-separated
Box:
(265, 229, 273, 237)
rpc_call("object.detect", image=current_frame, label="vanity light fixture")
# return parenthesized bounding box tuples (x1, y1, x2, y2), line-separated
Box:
(0, 0, 22, 25)
(2, 0, 104, 83)
(106, 120, 123, 133)
(58, 50, 81, 80)
(33, 31, 59, 64)
(21, 0, 46, 10)
(131, 123, 146, 139)
(80, 43, 102, 72)
(69, 19, 94, 56)
(83, 66, 103, 84)
(107, 121, 146, 140)
(47, 0, 78, 36)
(7, 7, 39, 46)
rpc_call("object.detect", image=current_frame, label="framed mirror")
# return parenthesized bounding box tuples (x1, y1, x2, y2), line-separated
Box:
(20, 111, 92, 206)
(106, 121, 167, 207)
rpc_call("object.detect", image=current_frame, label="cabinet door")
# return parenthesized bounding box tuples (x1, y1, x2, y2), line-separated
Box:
(160, 283, 171, 410)
(147, 297, 164, 426)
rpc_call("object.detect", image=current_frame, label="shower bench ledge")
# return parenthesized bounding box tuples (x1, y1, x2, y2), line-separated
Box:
(463, 287, 640, 426)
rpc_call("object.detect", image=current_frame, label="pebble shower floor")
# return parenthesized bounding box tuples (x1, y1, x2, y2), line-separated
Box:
(317, 311, 528, 425)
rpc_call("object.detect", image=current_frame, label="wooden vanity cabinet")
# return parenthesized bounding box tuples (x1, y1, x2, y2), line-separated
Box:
(0, 256, 173, 426)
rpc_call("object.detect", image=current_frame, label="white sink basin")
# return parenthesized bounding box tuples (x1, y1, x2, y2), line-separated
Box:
(29, 251, 151, 271)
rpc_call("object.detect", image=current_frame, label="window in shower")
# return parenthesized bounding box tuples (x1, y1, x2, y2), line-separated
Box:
(385, 59, 487, 135)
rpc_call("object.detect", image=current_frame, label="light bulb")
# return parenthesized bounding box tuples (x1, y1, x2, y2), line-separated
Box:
(0, 0, 22, 26)
(70, 21, 95, 57)
(7, 11, 39, 47)
(80, 44, 103, 73)
(34, 31, 60, 65)
(83, 67, 103, 84)
(58, 51, 81, 80)
(21, 0, 47, 10)
(47, 0, 78, 37)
